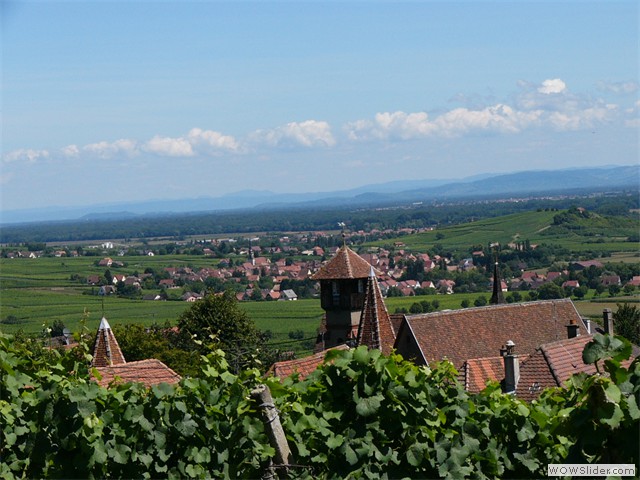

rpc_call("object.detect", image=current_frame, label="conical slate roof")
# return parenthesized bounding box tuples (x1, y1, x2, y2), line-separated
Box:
(356, 267, 396, 355)
(92, 317, 127, 367)
(311, 245, 380, 280)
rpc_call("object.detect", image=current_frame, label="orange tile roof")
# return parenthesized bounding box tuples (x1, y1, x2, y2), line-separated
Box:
(464, 335, 639, 401)
(267, 345, 349, 380)
(311, 245, 380, 280)
(357, 268, 396, 355)
(92, 317, 127, 367)
(94, 359, 181, 388)
(397, 299, 586, 370)
(463, 356, 506, 393)
(516, 349, 558, 401)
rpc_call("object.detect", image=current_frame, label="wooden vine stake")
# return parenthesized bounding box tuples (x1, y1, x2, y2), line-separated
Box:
(251, 384, 294, 478)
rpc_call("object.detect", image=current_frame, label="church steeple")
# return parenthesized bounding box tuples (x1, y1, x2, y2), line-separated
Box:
(490, 244, 506, 305)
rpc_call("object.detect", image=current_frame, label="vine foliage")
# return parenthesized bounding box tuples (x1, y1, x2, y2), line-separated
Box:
(1, 332, 638, 478)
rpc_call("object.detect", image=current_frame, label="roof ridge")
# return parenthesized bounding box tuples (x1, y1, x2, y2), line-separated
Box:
(344, 246, 354, 278)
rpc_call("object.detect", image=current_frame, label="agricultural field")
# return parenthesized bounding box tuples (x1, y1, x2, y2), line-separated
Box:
(2, 208, 637, 351)
(0, 255, 319, 336)
(370, 210, 638, 254)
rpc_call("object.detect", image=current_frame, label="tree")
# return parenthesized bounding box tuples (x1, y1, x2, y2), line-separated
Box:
(473, 295, 487, 307)
(608, 285, 621, 298)
(460, 299, 470, 308)
(536, 282, 565, 300)
(409, 302, 423, 314)
(113, 323, 200, 377)
(573, 285, 589, 299)
(177, 291, 269, 372)
(613, 303, 640, 345)
(104, 269, 113, 285)
(51, 319, 66, 337)
(509, 291, 522, 303)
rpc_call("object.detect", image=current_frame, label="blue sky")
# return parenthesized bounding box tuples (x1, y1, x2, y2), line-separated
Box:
(1, 1, 638, 212)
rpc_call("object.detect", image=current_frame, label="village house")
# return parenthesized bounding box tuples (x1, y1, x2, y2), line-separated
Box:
(600, 275, 622, 287)
(98, 257, 113, 267)
(91, 317, 180, 388)
(269, 247, 636, 401)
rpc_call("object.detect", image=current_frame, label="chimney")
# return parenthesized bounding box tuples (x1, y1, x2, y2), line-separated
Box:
(582, 317, 591, 334)
(566, 317, 579, 339)
(603, 309, 614, 335)
(502, 340, 520, 394)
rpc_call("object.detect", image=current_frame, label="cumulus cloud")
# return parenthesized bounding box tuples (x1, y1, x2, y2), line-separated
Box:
(346, 111, 434, 140)
(2, 148, 50, 163)
(83, 139, 138, 158)
(346, 105, 544, 140)
(252, 120, 335, 148)
(61, 144, 80, 157)
(538, 78, 567, 94)
(187, 128, 241, 154)
(433, 104, 543, 135)
(143, 135, 193, 157)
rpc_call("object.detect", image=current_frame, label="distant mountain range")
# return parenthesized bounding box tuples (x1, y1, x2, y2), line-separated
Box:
(2, 165, 638, 225)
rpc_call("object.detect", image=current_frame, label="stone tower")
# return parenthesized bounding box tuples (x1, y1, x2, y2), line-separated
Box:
(311, 245, 379, 348)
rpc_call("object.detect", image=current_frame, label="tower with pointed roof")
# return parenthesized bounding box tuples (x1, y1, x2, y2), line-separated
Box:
(356, 266, 396, 355)
(311, 245, 379, 348)
(489, 244, 506, 305)
(92, 317, 127, 367)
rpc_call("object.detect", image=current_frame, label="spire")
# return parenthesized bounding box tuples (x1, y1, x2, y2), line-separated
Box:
(92, 317, 127, 367)
(490, 244, 505, 305)
(356, 267, 395, 355)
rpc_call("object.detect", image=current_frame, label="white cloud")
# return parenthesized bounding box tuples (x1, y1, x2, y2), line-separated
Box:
(2, 148, 50, 163)
(83, 139, 138, 159)
(433, 104, 542, 135)
(61, 144, 80, 157)
(143, 136, 193, 157)
(346, 105, 543, 140)
(538, 78, 567, 94)
(345, 111, 435, 141)
(252, 120, 336, 148)
(187, 128, 241, 154)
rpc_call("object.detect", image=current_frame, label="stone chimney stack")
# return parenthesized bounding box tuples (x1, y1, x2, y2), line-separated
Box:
(566, 317, 580, 339)
(502, 340, 520, 395)
(603, 308, 614, 335)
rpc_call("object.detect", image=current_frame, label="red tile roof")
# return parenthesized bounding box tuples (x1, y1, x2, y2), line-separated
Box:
(357, 268, 396, 356)
(311, 245, 380, 280)
(516, 348, 562, 401)
(267, 345, 349, 380)
(92, 317, 127, 367)
(396, 299, 586, 370)
(540, 335, 599, 384)
(94, 359, 181, 388)
(464, 335, 639, 401)
(463, 356, 506, 393)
